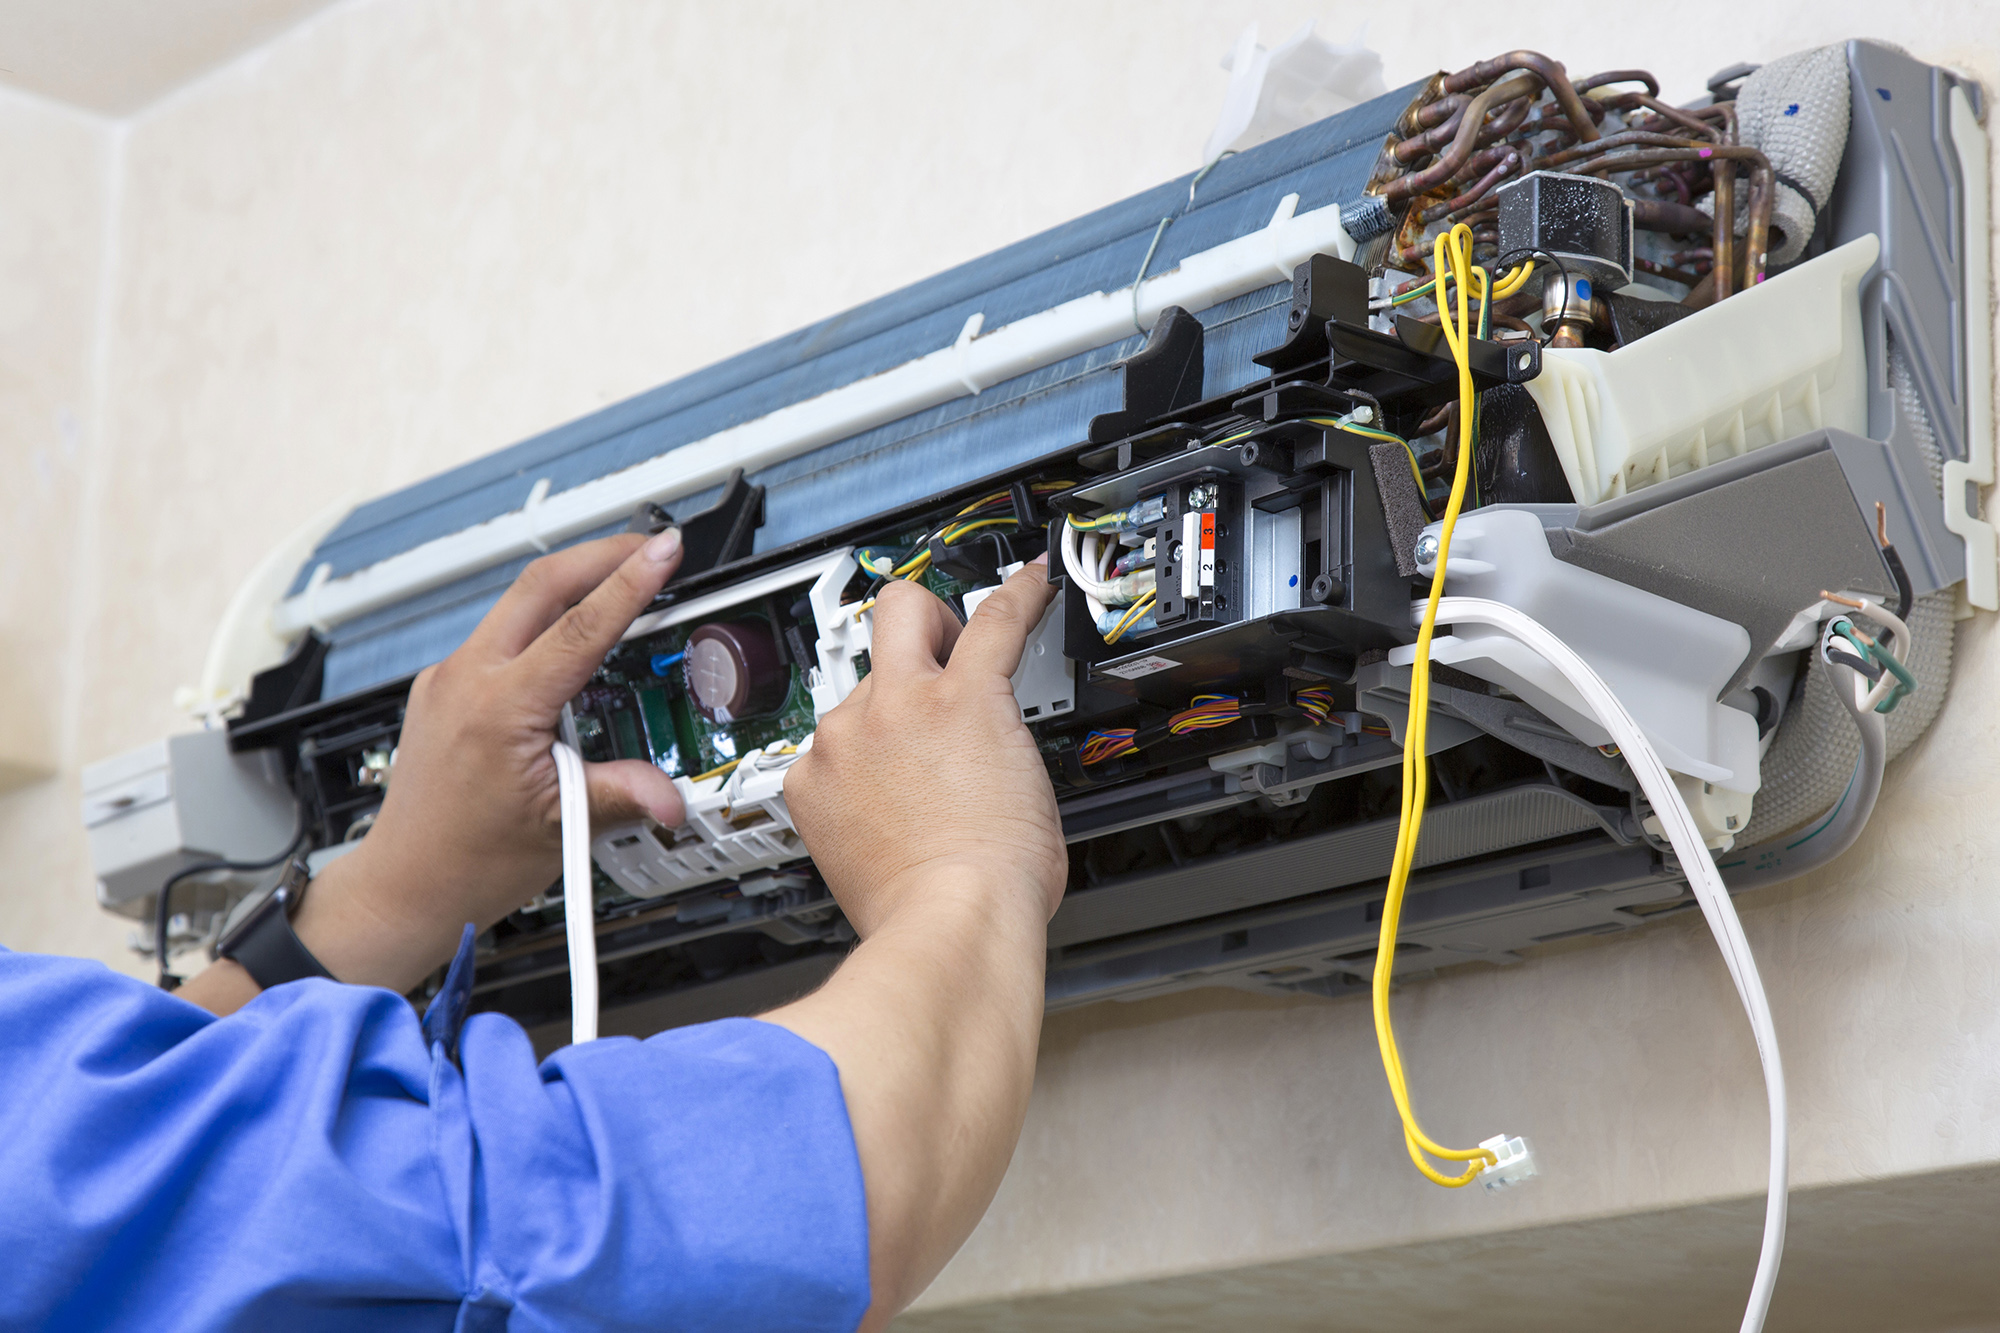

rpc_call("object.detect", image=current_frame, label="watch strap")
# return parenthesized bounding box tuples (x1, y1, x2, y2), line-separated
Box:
(217, 858, 335, 989)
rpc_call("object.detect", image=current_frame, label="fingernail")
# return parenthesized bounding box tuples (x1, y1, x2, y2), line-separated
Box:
(1028, 552, 1050, 569)
(643, 527, 682, 564)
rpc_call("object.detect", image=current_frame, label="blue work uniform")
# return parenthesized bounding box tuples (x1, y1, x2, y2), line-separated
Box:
(0, 932, 870, 1331)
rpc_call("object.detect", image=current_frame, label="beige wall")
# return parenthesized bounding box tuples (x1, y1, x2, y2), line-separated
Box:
(0, 87, 119, 966)
(3, 0, 1998, 1323)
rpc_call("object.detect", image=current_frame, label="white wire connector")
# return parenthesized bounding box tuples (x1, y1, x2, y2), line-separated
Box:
(719, 743, 804, 811)
(1477, 1134, 1537, 1192)
(550, 739, 598, 1046)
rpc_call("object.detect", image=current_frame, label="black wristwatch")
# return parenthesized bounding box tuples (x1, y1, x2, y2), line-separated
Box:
(214, 857, 336, 989)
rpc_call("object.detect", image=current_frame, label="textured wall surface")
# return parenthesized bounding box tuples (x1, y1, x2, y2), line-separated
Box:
(0, 87, 116, 965)
(0, 0, 1995, 1324)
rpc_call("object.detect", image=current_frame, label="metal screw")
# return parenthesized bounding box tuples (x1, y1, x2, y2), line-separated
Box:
(1187, 483, 1217, 510)
(1415, 533, 1440, 565)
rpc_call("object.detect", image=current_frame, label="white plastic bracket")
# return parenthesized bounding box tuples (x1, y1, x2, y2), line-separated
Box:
(1404, 507, 1761, 792)
(1945, 86, 1996, 611)
(1264, 192, 1302, 283)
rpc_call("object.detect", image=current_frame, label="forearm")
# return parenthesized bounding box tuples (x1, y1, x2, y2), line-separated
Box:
(763, 868, 1049, 1326)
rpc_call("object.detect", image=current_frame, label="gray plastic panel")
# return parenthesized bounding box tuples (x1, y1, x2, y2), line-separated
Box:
(1833, 41, 1980, 464)
(1543, 430, 1894, 693)
(1047, 782, 1619, 951)
(1826, 40, 1982, 591)
(1045, 841, 1679, 1011)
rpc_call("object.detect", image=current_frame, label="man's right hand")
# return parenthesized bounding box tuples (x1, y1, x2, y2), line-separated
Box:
(783, 557, 1067, 936)
(766, 555, 1068, 1331)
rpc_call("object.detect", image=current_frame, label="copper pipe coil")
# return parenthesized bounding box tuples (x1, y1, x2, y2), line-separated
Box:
(1632, 197, 1716, 235)
(1570, 145, 1773, 288)
(1440, 50, 1602, 144)
(1423, 154, 1522, 225)
(1382, 72, 1543, 201)
(1573, 69, 1661, 97)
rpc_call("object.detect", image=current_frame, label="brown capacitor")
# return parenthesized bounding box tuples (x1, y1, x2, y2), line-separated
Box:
(683, 620, 789, 723)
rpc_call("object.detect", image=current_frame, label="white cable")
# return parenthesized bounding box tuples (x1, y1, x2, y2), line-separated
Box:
(550, 739, 598, 1045)
(1060, 521, 1112, 621)
(1429, 597, 1787, 1333)
(719, 744, 803, 809)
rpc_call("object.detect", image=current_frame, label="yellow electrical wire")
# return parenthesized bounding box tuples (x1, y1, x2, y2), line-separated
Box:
(1304, 418, 1432, 513)
(1370, 222, 1500, 1189)
(691, 741, 798, 787)
(939, 516, 1019, 544)
(689, 756, 742, 784)
(1103, 589, 1156, 644)
(1386, 258, 1534, 307)
(890, 487, 1066, 580)
(859, 487, 1073, 617)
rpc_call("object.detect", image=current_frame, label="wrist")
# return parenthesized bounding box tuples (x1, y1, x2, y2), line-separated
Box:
(858, 858, 1052, 943)
(290, 843, 466, 994)
(173, 957, 264, 1017)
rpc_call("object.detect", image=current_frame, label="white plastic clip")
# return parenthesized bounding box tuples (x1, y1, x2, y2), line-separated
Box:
(300, 561, 334, 634)
(521, 477, 555, 553)
(1478, 1133, 1538, 1192)
(952, 312, 987, 396)
(1264, 191, 1302, 283)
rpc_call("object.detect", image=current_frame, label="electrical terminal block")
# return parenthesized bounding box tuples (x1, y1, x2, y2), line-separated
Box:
(1478, 1134, 1537, 1192)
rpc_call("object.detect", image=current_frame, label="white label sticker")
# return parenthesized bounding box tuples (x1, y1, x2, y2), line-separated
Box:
(1100, 654, 1181, 680)
(1179, 510, 1200, 600)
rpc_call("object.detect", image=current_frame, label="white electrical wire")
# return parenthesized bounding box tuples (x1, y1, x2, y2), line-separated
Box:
(1429, 597, 1788, 1333)
(1059, 521, 1114, 622)
(550, 739, 598, 1045)
(1060, 519, 1158, 625)
(719, 743, 804, 810)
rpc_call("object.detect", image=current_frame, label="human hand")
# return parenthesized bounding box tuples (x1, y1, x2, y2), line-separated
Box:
(783, 558, 1067, 939)
(291, 530, 687, 992)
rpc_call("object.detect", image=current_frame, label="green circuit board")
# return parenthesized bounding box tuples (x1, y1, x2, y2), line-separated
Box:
(574, 608, 819, 779)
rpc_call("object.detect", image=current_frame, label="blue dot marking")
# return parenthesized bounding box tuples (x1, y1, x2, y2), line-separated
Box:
(1784, 102, 1800, 116)
(1289, 574, 1299, 587)
(1877, 88, 1892, 101)
(1575, 278, 1592, 301)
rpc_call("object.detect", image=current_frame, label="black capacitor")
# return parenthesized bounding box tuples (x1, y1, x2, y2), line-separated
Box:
(683, 620, 790, 723)
(1496, 170, 1635, 290)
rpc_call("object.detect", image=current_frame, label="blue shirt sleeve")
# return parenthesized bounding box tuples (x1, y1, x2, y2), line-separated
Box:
(0, 949, 869, 1333)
